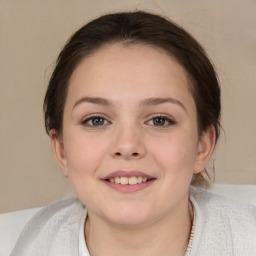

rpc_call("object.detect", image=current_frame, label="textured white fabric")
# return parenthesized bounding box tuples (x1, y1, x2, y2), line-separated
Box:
(10, 197, 85, 256)
(10, 187, 256, 256)
(79, 211, 90, 256)
(189, 187, 256, 255)
(209, 184, 256, 206)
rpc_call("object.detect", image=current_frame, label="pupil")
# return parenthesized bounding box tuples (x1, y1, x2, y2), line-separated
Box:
(153, 117, 165, 126)
(93, 118, 104, 125)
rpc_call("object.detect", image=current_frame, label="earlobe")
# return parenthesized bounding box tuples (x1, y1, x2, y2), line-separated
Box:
(194, 125, 216, 174)
(50, 130, 69, 177)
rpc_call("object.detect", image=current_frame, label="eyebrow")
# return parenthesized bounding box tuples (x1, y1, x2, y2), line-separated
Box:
(141, 97, 187, 112)
(72, 96, 186, 112)
(72, 96, 112, 110)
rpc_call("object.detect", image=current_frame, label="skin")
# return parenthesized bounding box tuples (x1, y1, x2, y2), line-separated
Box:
(51, 43, 215, 256)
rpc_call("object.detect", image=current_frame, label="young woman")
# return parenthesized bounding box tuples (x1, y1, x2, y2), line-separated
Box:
(11, 11, 256, 256)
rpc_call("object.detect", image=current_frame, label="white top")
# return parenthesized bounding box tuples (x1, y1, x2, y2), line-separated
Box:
(10, 187, 256, 256)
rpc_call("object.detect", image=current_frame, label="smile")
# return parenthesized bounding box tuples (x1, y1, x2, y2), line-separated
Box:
(102, 170, 156, 193)
(108, 176, 148, 185)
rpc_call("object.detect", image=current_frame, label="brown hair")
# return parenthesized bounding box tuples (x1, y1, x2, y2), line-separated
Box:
(43, 11, 221, 187)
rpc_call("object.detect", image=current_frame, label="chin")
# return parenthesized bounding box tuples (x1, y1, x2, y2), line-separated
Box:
(104, 204, 155, 227)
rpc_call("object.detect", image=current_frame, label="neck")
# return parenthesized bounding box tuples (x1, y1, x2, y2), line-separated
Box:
(85, 199, 193, 256)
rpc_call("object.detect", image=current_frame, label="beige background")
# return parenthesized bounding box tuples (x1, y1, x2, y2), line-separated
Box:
(0, 0, 255, 213)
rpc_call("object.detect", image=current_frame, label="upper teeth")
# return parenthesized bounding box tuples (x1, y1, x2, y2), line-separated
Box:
(109, 176, 148, 185)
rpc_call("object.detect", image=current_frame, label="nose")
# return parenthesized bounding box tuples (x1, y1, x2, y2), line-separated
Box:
(111, 124, 146, 160)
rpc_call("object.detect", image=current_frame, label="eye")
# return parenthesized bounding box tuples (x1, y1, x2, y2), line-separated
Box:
(82, 116, 110, 127)
(147, 116, 175, 127)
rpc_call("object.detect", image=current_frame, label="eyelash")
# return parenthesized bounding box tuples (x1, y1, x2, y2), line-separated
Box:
(81, 114, 176, 128)
(81, 115, 111, 127)
(146, 115, 176, 127)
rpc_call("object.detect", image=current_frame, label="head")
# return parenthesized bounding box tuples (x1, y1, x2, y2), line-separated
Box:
(44, 11, 221, 188)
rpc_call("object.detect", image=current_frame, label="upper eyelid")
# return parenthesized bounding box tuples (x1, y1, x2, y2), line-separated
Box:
(82, 113, 111, 121)
(145, 113, 175, 121)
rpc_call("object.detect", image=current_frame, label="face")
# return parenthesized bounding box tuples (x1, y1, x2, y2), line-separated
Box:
(51, 43, 214, 227)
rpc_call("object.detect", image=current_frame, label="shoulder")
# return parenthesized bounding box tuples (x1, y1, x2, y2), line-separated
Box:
(19, 196, 85, 235)
(11, 197, 86, 256)
(189, 186, 256, 255)
(29, 196, 85, 222)
(190, 186, 256, 219)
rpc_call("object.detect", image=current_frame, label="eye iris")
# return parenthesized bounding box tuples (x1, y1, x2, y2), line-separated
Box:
(153, 117, 166, 126)
(92, 117, 104, 125)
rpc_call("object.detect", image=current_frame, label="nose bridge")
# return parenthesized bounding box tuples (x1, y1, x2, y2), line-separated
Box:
(111, 120, 145, 159)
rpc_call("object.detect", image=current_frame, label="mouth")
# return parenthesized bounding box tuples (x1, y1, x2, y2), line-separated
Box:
(102, 170, 156, 193)
(107, 176, 154, 185)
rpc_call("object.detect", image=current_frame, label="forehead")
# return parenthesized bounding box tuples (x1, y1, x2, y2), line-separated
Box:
(66, 43, 194, 107)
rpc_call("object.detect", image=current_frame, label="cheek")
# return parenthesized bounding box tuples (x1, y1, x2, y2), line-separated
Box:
(150, 131, 198, 175)
(63, 134, 108, 204)
(64, 133, 108, 177)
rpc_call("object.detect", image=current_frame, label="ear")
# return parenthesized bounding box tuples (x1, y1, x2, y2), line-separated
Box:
(194, 125, 216, 174)
(50, 130, 69, 177)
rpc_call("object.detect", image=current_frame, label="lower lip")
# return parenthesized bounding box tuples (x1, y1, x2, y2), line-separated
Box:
(102, 179, 156, 193)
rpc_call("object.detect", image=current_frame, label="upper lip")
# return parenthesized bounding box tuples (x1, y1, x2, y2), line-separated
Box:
(102, 170, 155, 180)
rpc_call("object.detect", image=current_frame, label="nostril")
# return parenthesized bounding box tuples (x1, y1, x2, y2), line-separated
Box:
(114, 152, 139, 157)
